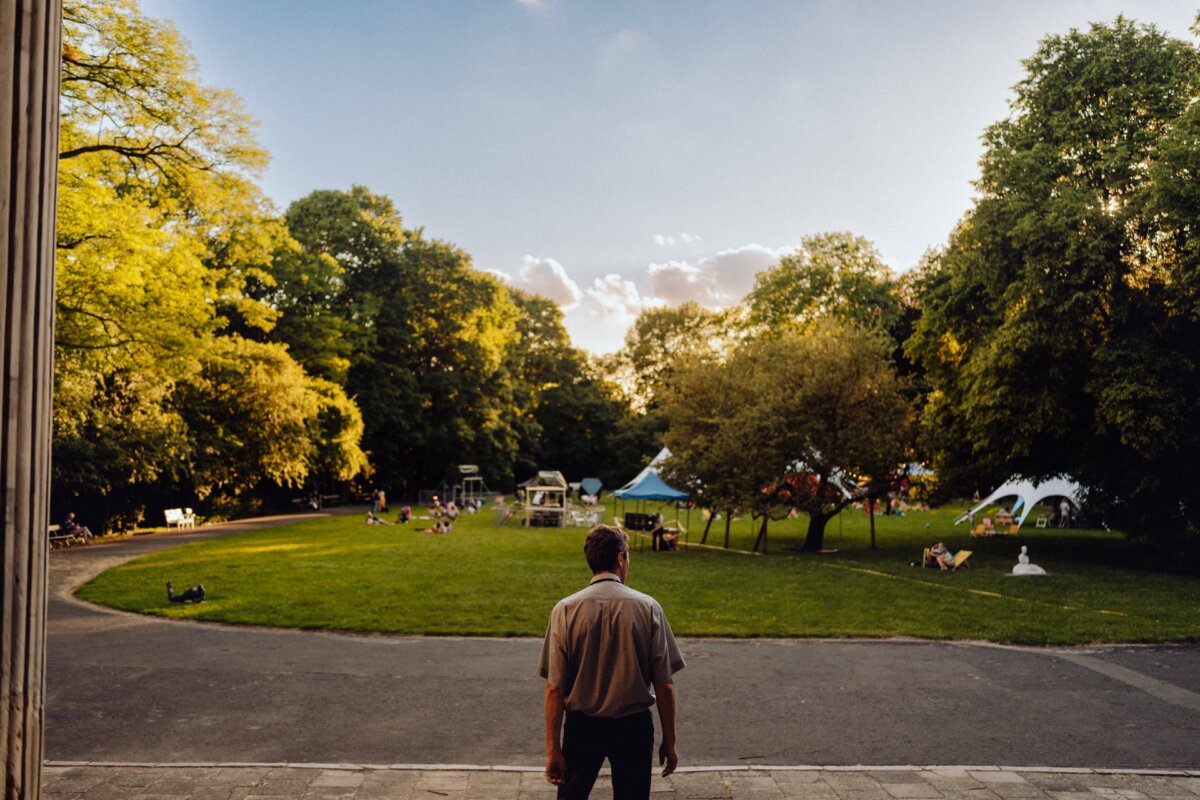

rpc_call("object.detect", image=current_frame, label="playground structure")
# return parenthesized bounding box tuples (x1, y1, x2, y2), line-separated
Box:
(517, 470, 604, 528)
(419, 464, 499, 507)
(457, 464, 487, 505)
(520, 471, 568, 527)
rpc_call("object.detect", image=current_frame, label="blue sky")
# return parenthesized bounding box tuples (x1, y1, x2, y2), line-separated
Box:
(142, 0, 1198, 353)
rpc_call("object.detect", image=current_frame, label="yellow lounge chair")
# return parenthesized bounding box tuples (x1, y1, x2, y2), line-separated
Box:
(951, 550, 972, 569)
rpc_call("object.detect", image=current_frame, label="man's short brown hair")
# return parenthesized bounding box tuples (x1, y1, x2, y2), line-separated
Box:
(584, 525, 628, 573)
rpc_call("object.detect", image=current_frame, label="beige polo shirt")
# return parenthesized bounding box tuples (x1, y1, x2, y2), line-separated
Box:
(537, 573, 685, 718)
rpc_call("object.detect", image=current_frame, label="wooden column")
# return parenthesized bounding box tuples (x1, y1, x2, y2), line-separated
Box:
(1, 0, 61, 798)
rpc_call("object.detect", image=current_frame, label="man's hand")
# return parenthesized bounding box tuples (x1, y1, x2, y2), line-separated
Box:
(659, 740, 678, 777)
(544, 683, 567, 785)
(545, 750, 567, 785)
(653, 680, 679, 777)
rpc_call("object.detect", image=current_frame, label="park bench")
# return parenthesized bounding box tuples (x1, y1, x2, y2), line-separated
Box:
(164, 508, 196, 529)
(48, 523, 85, 548)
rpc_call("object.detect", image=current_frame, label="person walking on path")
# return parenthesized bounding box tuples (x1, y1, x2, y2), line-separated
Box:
(538, 525, 686, 800)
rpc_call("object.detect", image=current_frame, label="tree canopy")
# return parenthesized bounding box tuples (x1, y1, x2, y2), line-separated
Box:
(908, 17, 1200, 547)
(664, 321, 914, 551)
(55, 0, 366, 526)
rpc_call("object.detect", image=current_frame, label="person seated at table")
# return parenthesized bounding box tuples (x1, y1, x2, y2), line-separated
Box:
(651, 517, 680, 552)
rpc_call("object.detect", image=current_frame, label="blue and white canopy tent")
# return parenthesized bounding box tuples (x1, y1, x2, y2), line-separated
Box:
(613, 448, 691, 549)
(614, 448, 690, 501)
(614, 470, 690, 502)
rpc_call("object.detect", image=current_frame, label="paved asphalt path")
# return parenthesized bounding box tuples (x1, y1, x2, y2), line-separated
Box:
(47, 514, 1200, 769)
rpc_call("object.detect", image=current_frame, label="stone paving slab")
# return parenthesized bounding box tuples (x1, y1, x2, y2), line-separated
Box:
(42, 766, 1200, 800)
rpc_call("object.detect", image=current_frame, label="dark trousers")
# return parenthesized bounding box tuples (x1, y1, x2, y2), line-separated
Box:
(559, 709, 653, 800)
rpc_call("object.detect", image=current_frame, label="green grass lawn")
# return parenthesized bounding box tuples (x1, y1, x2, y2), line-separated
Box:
(76, 502, 1200, 645)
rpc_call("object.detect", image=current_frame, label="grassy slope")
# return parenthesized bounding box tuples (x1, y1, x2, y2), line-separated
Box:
(76, 503, 1200, 644)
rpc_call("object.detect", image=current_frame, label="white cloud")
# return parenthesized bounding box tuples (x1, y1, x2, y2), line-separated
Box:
(586, 273, 643, 319)
(520, 256, 583, 308)
(647, 244, 788, 307)
(653, 232, 701, 247)
(490, 256, 583, 309)
(648, 261, 718, 305)
(704, 244, 787, 301)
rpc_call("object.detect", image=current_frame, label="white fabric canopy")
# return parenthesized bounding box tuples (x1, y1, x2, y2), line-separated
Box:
(619, 447, 672, 492)
(955, 476, 1082, 527)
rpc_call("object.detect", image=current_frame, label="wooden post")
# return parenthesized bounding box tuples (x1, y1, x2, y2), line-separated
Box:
(1, 1, 61, 798)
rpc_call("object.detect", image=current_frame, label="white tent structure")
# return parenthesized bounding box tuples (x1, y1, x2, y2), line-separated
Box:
(955, 476, 1083, 528)
(617, 447, 672, 493)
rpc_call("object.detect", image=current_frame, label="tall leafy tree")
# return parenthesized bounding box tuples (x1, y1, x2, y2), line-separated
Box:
(664, 322, 914, 551)
(603, 302, 732, 414)
(355, 233, 522, 492)
(908, 18, 1200, 548)
(747, 233, 900, 335)
(280, 187, 528, 494)
(507, 292, 631, 485)
(54, 0, 366, 526)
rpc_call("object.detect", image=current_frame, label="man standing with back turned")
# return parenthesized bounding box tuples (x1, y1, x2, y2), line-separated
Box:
(538, 525, 686, 799)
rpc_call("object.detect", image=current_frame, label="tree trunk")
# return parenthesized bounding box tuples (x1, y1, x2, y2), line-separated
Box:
(802, 512, 831, 552)
(869, 497, 876, 549)
(701, 512, 714, 544)
(752, 516, 768, 553)
(723, 509, 731, 549)
(1, 1, 61, 797)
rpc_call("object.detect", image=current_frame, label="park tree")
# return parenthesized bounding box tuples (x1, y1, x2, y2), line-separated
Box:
(174, 338, 365, 510)
(258, 186, 409, 380)
(746, 233, 901, 336)
(664, 322, 914, 552)
(54, 0, 366, 526)
(507, 292, 632, 486)
(658, 353, 756, 548)
(908, 18, 1200, 549)
(604, 302, 733, 413)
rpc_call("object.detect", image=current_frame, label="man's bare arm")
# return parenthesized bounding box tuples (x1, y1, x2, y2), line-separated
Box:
(544, 683, 567, 785)
(654, 681, 678, 777)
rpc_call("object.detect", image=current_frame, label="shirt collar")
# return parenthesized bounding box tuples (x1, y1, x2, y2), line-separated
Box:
(589, 572, 623, 585)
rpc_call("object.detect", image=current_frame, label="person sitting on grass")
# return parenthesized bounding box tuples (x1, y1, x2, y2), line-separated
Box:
(417, 520, 452, 534)
(397, 506, 412, 524)
(366, 511, 391, 525)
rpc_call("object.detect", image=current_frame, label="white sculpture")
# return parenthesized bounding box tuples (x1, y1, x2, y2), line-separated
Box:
(1012, 545, 1046, 576)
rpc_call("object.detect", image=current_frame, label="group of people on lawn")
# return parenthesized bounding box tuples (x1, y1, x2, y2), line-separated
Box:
(366, 488, 489, 533)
